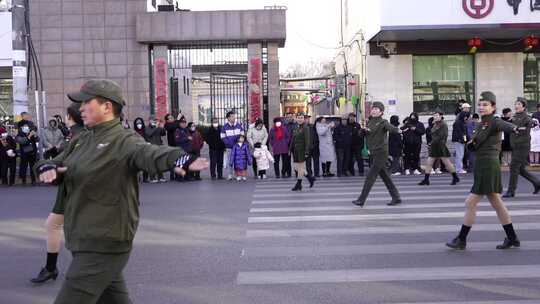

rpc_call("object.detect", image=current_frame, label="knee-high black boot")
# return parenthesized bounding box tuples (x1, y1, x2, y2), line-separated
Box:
(418, 174, 430, 185)
(292, 179, 302, 191)
(451, 172, 460, 185)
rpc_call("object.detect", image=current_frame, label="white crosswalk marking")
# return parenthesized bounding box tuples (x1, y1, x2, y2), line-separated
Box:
(238, 176, 540, 303)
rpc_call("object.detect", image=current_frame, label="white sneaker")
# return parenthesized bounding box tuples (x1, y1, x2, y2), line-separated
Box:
(236, 177, 242, 181)
(458, 170, 468, 174)
(435, 169, 442, 174)
(159, 178, 167, 183)
(149, 179, 158, 184)
(392, 172, 401, 176)
(430, 169, 436, 174)
(405, 170, 411, 175)
(413, 170, 422, 175)
(242, 177, 247, 181)
(262, 174, 267, 179)
(228, 174, 234, 180)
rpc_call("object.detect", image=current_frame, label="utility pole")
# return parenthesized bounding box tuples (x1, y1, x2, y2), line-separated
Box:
(11, 0, 28, 118)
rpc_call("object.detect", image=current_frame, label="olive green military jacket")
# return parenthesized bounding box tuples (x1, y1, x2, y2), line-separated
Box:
(429, 121, 451, 158)
(365, 116, 399, 154)
(510, 112, 535, 150)
(37, 119, 187, 253)
(290, 123, 311, 163)
(468, 114, 516, 160)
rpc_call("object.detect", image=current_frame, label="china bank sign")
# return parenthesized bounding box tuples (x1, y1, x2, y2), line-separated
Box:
(463, 0, 540, 19)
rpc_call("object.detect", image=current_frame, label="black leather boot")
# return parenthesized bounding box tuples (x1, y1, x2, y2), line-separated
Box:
(496, 238, 520, 249)
(502, 191, 515, 198)
(351, 198, 365, 207)
(387, 198, 402, 206)
(291, 180, 302, 191)
(451, 173, 460, 185)
(307, 176, 316, 188)
(418, 174, 430, 186)
(446, 237, 466, 250)
(534, 184, 540, 195)
(30, 267, 59, 284)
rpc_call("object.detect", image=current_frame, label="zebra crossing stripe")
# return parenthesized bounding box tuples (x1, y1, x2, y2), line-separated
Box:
(253, 189, 478, 198)
(237, 265, 540, 285)
(248, 209, 540, 223)
(242, 240, 540, 257)
(246, 222, 540, 238)
(249, 201, 540, 213)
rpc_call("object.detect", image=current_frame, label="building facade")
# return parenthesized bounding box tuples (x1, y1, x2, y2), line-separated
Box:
(336, 0, 540, 120)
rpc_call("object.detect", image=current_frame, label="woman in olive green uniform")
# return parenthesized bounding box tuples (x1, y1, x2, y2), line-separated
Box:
(447, 91, 521, 250)
(290, 113, 316, 191)
(419, 111, 460, 186)
(31, 103, 86, 284)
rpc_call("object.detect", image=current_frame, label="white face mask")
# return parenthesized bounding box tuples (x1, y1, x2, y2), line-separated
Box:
(22, 127, 30, 133)
(275, 122, 282, 127)
(137, 124, 143, 129)
(212, 123, 219, 128)
(191, 127, 196, 131)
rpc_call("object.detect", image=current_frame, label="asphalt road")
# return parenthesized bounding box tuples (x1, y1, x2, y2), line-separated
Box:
(1, 171, 540, 304)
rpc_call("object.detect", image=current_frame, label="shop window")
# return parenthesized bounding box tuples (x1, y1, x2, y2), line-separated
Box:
(0, 78, 13, 117)
(413, 55, 475, 115)
(524, 53, 539, 112)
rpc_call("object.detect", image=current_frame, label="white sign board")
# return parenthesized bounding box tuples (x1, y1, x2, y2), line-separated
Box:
(379, 0, 540, 27)
(0, 12, 12, 67)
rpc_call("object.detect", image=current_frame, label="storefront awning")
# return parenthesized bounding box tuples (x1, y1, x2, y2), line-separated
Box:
(370, 23, 540, 42)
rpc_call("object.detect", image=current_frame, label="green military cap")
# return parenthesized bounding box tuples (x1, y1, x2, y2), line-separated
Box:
(479, 91, 496, 103)
(372, 101, 385, 112)
(516, 97, 528, 108)
(68, 79, 126, 107)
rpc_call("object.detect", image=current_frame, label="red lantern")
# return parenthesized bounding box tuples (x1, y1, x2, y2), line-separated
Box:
(524, 35, 539, 52)
(468, 37, 482, 54)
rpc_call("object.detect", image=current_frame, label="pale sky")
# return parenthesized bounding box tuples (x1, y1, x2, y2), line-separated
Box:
(153, 0, 342, 72)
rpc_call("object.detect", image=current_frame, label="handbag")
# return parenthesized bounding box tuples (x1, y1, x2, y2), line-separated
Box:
(361, 141, 369, 158)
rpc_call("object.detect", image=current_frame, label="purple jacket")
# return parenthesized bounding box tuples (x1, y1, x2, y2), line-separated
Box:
(229, 142, 252, 170)
(268, 126, 291, 155)
(221, 122, 245, 149)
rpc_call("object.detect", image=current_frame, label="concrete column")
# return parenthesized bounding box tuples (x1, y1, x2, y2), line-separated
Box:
(267, 42, 281, 121)
(366, 54, 413, 119)
(153, 45, 169, 120)
(475, 53, 524, 111)
(248, 43, 263, 124)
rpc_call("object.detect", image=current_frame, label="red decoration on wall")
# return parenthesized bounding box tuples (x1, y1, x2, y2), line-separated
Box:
(249, 58, 262, 123)
(524, 35, 539, 52)
(154, 58, 168, 121)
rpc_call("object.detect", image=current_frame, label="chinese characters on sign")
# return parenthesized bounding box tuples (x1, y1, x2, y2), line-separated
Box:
(463, 0, 539, 18)
(154, 58, 168, 121)
(249, 58, 262, 123)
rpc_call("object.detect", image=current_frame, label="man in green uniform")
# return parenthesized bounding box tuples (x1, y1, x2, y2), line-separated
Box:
(36, 79, 208, 304)
(503, 97, 540, 198)
(290, 113, 316, 191)
(352, 102, 402, 207)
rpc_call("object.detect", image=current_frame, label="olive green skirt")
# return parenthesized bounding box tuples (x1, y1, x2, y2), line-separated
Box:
(470, 158, 502, 195)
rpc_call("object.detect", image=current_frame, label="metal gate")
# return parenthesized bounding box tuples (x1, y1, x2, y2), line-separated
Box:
(210, 73, 248, 126)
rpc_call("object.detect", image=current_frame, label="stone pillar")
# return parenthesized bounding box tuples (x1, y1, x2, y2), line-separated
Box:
(267, 42, 281, 121)
(248, 43, 263, 124)
(475, 53, 524, 111)
(153, 45, 169, 121)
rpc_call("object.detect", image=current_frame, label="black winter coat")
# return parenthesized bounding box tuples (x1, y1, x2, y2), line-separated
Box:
(333, 124, 353, 149)
(164, 122, 178, 147)
(452, 112, 468, 143)
(400, 118, 425, 147)
(205, 126, 226, 150)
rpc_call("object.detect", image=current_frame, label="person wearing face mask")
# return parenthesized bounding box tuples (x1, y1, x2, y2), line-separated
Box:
(400, 112, 425, 175)
(290, 113, 316, 191)
(269, 117, 291, 178)
(187, 122, 204, 181)
(0, 132, 17, 186)
(133, 117, 146, 138)
(283, 112, 296, 178)
(247, 118, 268, 178)
(16, 123, 39, 185)
(204, 118, 226, 180)
(175, 117, 192, 181)
(144, 117, 167, 183)
(316, 117, 336, 177)
(43, 119, 65, 160)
